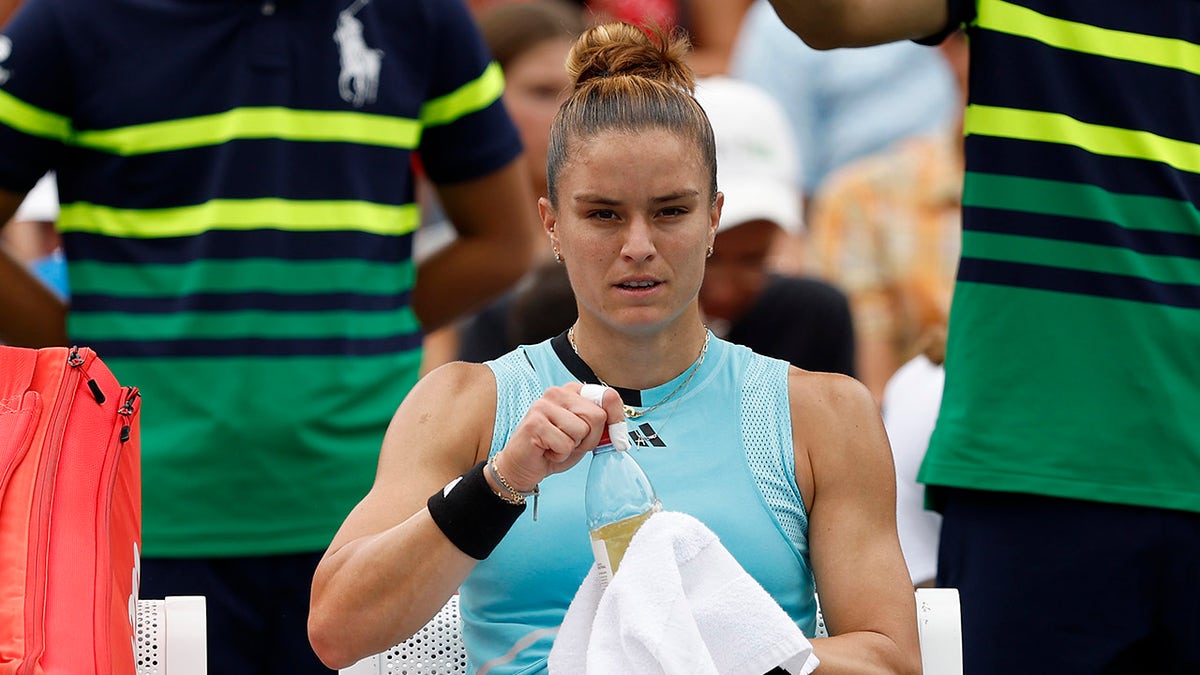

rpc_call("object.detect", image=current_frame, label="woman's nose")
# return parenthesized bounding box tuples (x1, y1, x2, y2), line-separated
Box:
(620, 217, 656, 262)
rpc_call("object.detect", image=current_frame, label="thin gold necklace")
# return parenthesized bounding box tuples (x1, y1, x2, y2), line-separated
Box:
(566, 325, 710, 419)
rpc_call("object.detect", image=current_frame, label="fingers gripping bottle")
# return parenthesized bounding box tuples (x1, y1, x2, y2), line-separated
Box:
(581, 383, 662, 589)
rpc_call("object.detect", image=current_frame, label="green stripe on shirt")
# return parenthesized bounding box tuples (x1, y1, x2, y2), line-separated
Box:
(69, 307, 421, 341)
(964, 173, 1200, 236)
(420, 61, 505, 127)
(976, 0, 1200, 75)
(71, 107, 422, 155)
(965, 105, 1200, 174)
(57, 199, 421, 238)
(2, 61, 501, 155)
(0, 88, 73, 141)
(67, 258, 415, 296)
(963, 230, 1200, 287)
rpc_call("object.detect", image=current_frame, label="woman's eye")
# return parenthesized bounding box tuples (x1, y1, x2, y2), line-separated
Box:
(589, 209, 618, 220)
(659, 207, 687, 218)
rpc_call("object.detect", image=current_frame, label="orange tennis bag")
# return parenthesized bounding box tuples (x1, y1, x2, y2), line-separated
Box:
(0, 345, 141, 674)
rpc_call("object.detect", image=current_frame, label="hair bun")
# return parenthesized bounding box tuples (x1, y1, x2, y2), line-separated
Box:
(566, 23, 695, 93)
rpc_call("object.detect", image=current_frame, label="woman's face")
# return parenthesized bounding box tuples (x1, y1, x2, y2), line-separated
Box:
(540, 127, 720, 336)
(502, 37, 575, 198)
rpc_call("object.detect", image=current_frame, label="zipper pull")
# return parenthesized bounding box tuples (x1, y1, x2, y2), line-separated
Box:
(118, 389, 139, 443)
(67, 346, 107, 404)
(87, 379, 106, 404)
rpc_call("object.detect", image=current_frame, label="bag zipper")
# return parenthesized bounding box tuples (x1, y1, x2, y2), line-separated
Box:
(20, 346, 94, 675)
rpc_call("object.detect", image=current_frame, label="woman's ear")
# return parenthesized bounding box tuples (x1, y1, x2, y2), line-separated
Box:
(539, 196, 561, 259)
(710, 192, 724, 249)
(539, 197, 556, 233)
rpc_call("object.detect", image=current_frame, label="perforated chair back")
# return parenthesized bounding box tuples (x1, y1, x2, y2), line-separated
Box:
(135, 596, 208, 675)
(340, 588, 961, 674)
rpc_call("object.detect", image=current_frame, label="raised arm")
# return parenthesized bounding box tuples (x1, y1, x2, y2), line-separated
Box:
(308, 365, 620, 669)
(0, 187, 68, 347)
(765, 0, 948, 49)
(307, 362, 493, 668)
(791, 370, 921, 673)
(413, 157, 539, 331)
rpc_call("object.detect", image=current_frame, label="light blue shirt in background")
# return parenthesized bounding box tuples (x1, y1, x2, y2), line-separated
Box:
(732, 0, 958, 195)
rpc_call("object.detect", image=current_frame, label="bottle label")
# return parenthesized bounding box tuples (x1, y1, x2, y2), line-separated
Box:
(591, 538, 614, 590)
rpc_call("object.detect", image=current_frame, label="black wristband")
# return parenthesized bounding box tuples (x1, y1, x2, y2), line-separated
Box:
(427, 460, 525, 560)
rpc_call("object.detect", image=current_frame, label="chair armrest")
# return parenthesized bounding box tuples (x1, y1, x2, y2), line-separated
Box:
(136, 596, 207, 675)
(340, 655, 381, 674)
(916, 587, 962, 675)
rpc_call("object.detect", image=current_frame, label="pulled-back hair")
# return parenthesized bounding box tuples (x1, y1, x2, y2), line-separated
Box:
(546, 23, 717, 206)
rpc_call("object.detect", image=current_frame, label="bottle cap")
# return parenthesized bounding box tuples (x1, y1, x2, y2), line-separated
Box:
(581, 384, 630, 451)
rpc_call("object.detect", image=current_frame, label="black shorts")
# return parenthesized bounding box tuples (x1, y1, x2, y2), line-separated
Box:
(937, 487, 1200, 675)
(139, 551, 333, 674)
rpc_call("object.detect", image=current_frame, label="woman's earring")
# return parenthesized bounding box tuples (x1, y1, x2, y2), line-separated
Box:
(706, 245, 714, 258)
(554, 248, 564, 263)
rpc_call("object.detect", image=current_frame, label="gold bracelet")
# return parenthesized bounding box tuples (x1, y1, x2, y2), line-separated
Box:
(488, 455, 540, 521)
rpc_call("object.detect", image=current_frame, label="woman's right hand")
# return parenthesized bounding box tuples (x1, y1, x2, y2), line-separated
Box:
(490, 383, 624, 492)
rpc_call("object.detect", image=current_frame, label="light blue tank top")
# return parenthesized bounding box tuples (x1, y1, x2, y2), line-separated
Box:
(460, 334, 816, 674)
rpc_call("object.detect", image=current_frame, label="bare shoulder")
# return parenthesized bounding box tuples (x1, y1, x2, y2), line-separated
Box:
(787, 367, 881, 433)
(406, 359, 497, 408)
(787, 368, 890, 504)
(378, 360, 498, 473)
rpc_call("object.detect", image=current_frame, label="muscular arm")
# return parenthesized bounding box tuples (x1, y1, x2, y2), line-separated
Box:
(765, 0, 948, 49)
(791, 371, 920, 673)
(308, 363, 495, 668)
(413, 157, 539, 331)
(308, 366, 619, 669)
(0, 188, 68, 347)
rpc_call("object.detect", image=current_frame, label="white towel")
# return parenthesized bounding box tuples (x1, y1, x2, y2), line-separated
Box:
(549, 511, 819, 675)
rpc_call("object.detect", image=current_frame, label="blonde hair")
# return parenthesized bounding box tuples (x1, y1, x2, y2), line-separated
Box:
(546, 23, 717, 206)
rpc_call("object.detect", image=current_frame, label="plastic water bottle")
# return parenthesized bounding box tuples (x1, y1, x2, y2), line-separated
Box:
(581, 384, 661, 588)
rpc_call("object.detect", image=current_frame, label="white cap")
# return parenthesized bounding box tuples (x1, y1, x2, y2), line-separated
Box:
(579, 383, 631, 452)
(14, 173, 58, 224)
(694, 77, 804, 235)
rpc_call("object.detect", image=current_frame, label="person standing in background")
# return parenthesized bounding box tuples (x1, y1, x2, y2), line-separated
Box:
(0, 0, 538, 671)
(695, 75, 856, 376)
(0, 172, 66, 299)
(806, 28, 968, 398)
(419, 0, 587, 369)
(731, 0, 957, 202)
(467, 0, 755, 76)
(766, 1, 1200, 672)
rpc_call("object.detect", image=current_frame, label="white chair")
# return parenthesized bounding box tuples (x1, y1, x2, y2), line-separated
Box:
(342, 587, 962, 674)
(135, 596, 208, 675)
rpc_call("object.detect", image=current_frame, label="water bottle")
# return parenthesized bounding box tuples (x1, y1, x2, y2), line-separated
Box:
(581, 383, 661, 588)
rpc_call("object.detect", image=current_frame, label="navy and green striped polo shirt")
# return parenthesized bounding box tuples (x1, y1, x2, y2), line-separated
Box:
(0, 0, 522, 555)
(921, 0, 1200, 513)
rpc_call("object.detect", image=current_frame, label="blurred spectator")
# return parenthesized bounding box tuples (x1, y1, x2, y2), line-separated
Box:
(0, 172, 66, 298)
(0, 0, 536, 672)
(696, 76, 854, 375)
(880, 328, 946, 588)
(806, 29, 967, 398)
(731, 0, 957, 199)
(422, 0, 587, 368)
(468, 0, 754, 75)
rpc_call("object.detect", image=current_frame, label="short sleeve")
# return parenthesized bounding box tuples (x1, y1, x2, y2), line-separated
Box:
(415, 0, 522, 184)
(914, 0, 977, 45)
(0, 0, 74, 191)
